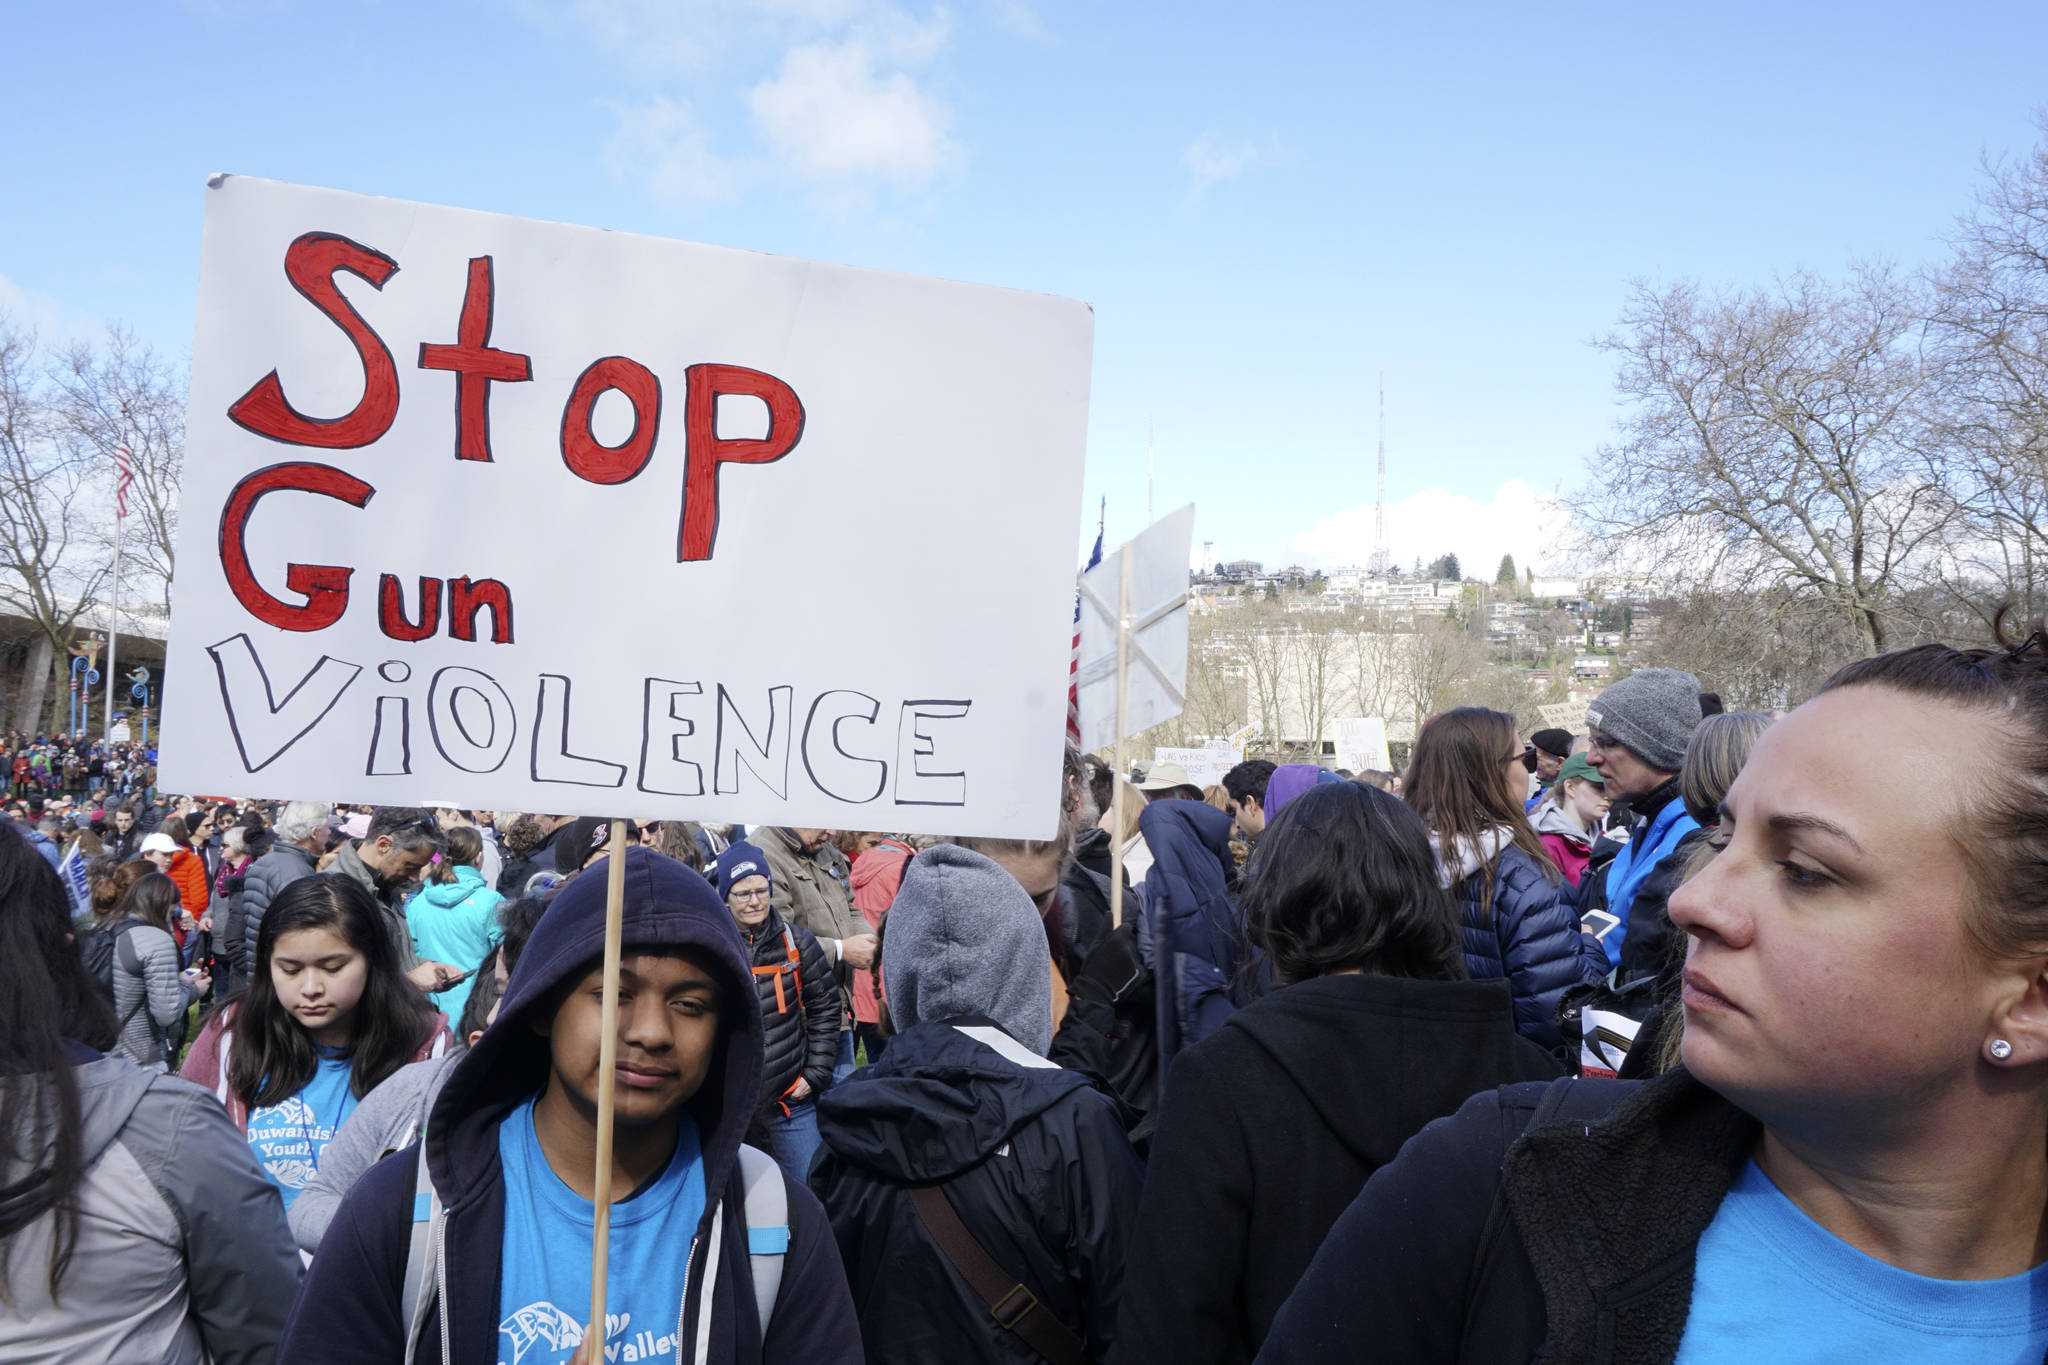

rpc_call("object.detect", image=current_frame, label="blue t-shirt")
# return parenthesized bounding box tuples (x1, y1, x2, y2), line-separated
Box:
(245, 1044, 360, 1209)
(496, 1098, 705, 1365)
(1677, 1159, 2048, 1363)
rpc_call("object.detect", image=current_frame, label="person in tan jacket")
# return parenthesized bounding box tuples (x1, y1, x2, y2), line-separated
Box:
(755, 827, 877, 1078)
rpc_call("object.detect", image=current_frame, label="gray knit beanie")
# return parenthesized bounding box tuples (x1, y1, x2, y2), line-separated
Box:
(1586, 668, 1703, 773)
(880, 843, 1053, 1057)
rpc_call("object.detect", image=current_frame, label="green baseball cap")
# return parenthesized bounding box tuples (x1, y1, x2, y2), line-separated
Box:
(1556, 753, 1603, 786)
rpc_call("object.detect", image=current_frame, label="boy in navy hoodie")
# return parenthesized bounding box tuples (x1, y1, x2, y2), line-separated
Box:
(280, 845, 861, 1365)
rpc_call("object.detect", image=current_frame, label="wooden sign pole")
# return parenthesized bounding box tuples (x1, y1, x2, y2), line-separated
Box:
(1108, 554, 1133, 931)
(588, 818, 630, 1349)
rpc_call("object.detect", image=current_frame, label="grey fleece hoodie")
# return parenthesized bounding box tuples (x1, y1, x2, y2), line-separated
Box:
(881, 843, 1054, 1057)
(0, 1050, 302, 1364)
(289, 1052, 459, 1254)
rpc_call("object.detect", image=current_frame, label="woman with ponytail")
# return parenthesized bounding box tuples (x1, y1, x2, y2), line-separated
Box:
(402, 823, 505, 1025)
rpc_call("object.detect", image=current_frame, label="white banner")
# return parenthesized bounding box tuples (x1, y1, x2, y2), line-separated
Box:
(159, 177, 1092, 838)
(1334, 717, 1391, 773)
(1074, 506, 1193, 753)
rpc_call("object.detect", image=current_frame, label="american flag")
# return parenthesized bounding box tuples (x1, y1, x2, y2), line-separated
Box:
(114, 442, 134, 518)
(1065, 521, 1106, 746)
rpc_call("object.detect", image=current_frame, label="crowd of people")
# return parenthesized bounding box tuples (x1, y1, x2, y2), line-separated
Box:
(5, 623, 2048, 1363)
(4, 732, 159, 805)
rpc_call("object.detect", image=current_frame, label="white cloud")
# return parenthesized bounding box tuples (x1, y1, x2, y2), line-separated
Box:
(745, 32, 959, 194)
(602, 96, 744, 211)
(561, 0, 866, 73)
(549, 1, 964, 210)
(984, 0, 1047, 39)
(0, 272, 102, 345)
(1180, 133, 1280, 197)
(1288, 479, 1580, 580)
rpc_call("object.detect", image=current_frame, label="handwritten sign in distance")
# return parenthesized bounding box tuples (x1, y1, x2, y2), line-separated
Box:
(159, 177, 1093, 840)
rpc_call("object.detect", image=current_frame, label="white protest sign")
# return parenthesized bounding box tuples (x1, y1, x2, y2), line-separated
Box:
(158, 177, 1092, 839)
(1334, 717, 1391, 773)
(1073, 505, 1194, 753)
(1151, 745, 1235, 789)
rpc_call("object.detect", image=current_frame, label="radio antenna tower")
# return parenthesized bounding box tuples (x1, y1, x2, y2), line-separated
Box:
(1369, 372, 1390, 574)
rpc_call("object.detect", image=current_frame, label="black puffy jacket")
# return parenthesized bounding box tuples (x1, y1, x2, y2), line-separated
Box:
(1454, 846, 1606, 1054)
(811, 1016, 1145, 1363)
(742, 907, 840, 1103)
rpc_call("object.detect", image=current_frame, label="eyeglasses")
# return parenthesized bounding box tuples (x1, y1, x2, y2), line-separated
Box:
(1585, 733, 1618, 753)
(731, 888, 771, 903)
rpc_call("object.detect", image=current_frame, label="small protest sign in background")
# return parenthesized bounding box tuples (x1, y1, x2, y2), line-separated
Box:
(1333, 717, 1391, 774)
(159, 177, 1092, 839)
(1151, 740, 1240, 790)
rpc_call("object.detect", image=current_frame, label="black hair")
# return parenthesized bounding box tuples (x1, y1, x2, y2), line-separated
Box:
(367, 805, 445, 855)
(0, 821, 117, 1295)
(1085, 757, 1114, 823)
(1240, 782, 1465, 987)
(495, 896, 547, 980)
(456, 964, 503, 1042)
(1223, 759, 1278, 807)
(220, 875, 437, 1109)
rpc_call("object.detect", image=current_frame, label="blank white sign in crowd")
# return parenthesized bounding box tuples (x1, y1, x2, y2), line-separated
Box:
(159, 176, 1093, 839)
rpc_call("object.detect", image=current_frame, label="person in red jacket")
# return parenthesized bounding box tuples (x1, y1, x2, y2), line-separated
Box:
(848, 836, 915, 1062)
(143, 816, 212, 957)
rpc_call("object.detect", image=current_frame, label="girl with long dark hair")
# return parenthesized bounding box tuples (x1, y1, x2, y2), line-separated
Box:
(181, 874, 451, 1208)
(0, 820, 299, 1363)
(106, 871, 208, 1071)
(1403, 707, 1606, 1052)
(1115, 783, 1560, 1364)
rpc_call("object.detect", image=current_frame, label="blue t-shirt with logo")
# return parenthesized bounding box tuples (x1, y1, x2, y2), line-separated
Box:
(496, 1097, 705, 1365)
(245, 1044, 360, 1209)
(1676, 1158, 2048, 1363)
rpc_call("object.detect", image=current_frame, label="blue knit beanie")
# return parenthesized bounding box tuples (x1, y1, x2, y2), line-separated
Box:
(714, 842, 773, 901)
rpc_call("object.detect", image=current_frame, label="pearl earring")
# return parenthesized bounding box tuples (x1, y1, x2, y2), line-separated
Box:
(1991, 1039, 2014, 1061)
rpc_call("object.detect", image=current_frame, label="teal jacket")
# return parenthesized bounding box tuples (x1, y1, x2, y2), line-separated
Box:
(403, 866, 504, 1026)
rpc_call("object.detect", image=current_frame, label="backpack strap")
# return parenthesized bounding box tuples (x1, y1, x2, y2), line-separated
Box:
(737, 1144, 788, 1343)
(1457, 1079, 1632, 1360)
(400, 1142, 444, 1365)
(908, 1182, 1087, 1365)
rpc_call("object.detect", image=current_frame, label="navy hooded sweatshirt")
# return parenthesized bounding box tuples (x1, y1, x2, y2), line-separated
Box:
(1138, 799, 1246, 1097)
(277, 845, 861, 1365)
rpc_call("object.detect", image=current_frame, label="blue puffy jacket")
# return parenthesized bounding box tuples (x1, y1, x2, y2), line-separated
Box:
(1139, 799, 1245, 1099)
(1452, 846, 1604, 1055)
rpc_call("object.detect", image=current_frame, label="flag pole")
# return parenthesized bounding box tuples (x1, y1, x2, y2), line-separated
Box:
(588, 818, 630, 1350)
(1108, 551, 1133, 931)
(104, 434, 129, 745)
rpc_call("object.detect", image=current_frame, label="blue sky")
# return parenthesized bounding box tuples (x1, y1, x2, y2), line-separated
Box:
(4, 1, 2045, 576)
